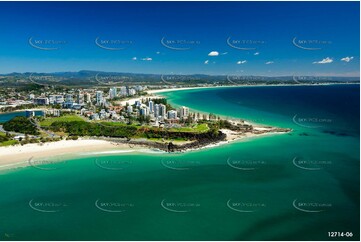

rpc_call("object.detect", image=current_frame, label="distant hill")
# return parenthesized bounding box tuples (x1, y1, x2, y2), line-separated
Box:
(0, 70, 359, 88)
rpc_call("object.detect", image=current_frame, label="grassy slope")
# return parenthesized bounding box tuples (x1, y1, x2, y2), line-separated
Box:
(0, 132, 18, 146)
(40, 115, 210, 141)
(40, 115, 85, 127)
(168, 123, 209, 132)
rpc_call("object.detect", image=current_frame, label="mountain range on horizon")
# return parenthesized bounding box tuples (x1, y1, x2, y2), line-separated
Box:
(1, 70, 360, 81)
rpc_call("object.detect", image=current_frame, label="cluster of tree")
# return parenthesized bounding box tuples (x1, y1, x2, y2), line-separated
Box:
(217, 120, 243, 131)
(183, 115, 194, 125)
(20, 137, 39, 145)
(152, 98, 167, 105)
(208, 113, 221, 120)
(46, 119, 223, 141)
(136, 126, 220, 140)
(0, 104, 38, 113)
(51, 104, 62, 109)
(19, 135, 62, 146)
(198, 119, 252, 132)
(66, 136, 79, 140)
(152, 98, 175, 111)
(3, 116, 40, 135)
(137, 115, 151, 124)
(16, 83, 43, 92)
(40, 137, 61, 143)
(48, 121, 138, 138)
(0, 134, 11, 143)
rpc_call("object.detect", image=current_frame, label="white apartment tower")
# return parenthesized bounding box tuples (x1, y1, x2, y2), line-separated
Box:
(180, 106, 189, 119)
(96, 91, 103, 105)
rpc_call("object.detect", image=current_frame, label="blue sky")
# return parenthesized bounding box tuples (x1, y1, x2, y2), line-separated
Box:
(0, 1, 359, 76)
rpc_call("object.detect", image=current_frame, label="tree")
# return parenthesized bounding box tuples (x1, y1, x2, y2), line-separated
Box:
(3, 116, 40, 135)
(185, 116, 193, 125)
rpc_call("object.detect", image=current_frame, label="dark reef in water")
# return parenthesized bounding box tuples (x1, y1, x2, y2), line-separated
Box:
(322, 130, 351, 137)
(298, 132, 310, 136)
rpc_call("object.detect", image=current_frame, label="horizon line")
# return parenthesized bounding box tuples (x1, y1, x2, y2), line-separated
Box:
(0, 70, 359, 78)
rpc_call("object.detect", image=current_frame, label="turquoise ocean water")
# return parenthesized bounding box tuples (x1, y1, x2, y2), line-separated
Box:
(0, 85, 359, 240)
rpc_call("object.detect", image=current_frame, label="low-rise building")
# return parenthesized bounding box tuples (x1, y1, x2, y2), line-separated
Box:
(34, 98, 49, 105)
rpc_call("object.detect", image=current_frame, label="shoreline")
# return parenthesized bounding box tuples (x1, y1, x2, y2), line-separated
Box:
(117, 82, 358, 108)
(0, 126, 291, 170)
(0, 139, 125, 171)
(118, 94, 164, 106)
(0, 84, 299, 170)
(147, 82, 358, 94)
(0, 109, 44, 116)
(0, 82, 357, 114)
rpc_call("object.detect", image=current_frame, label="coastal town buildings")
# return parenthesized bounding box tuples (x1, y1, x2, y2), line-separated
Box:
(1, 84, 194, 128)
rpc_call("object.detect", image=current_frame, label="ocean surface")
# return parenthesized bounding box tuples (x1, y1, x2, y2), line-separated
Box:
(0, 85, 359, 240)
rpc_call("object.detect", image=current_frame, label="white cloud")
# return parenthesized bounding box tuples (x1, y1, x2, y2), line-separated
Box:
(237, 60, 247, 64)
(265, 61, 274, 65)
(141, 57, 152, 61)
(132, 57, 137, 61)
(156, 51, 161, 54)
(341, 56, 354, 62)
(254, 52, 260, 56)
(221, 52, 228, 55)
(204, 60, 209, 64)
(313, 57, 333, 64)
(208, 51, 219, 56)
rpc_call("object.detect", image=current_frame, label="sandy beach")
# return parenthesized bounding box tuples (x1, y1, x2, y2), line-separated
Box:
(0, 85, 292, 170)
(118, 94, 164, 106)
(0, 139, 131, 170)
(0, 126, 291, 169)
(220, 128, 285, 142)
